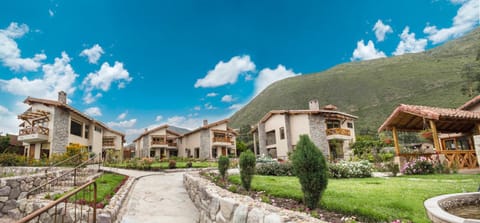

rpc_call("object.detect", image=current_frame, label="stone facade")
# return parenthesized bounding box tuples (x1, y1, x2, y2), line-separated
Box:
(184, 172, 325, 223)
(51, 107, 70, 154)
(200, 129, 211, 159)
(142, 136, 149, 158)
(284, 114, 292, 154)
(258, 123, 267, 156)
(308, 115, 329, 159)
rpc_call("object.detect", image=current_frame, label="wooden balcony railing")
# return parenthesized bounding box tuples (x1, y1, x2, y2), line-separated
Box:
(326, 128, 351, 136)
(441, 150, 478, 169)
(19, 126, 49, 136)
(102, 142, 115, 147)
(152, 140, 166, 145)
(213, 137, 234, 145)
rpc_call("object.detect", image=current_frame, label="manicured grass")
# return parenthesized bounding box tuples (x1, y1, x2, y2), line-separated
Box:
(94, 173, 127, 203)
(228, 174, 480, 222)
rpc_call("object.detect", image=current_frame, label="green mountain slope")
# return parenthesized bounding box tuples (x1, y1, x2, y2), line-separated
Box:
(230, 28, 480, 134)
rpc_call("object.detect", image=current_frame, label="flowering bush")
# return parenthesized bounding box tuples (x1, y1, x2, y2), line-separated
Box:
(256, 162, 294, 176)
(401, 157, 434, 175)
(328, 160, 372, 178)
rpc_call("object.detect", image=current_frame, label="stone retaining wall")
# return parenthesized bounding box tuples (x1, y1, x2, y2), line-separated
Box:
(0, 167, 71, 218)
(183, 172, 325, 223)
(0, 167, 50, 177)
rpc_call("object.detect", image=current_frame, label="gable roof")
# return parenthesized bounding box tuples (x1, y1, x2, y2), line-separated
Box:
(23, 96, 125, 138)
(182, 119, 230, 137)
(458, 95, 480, 110)
(378, 104, 480, 133)
(259, 109, 358, 124)
(132, 124, 186, 142)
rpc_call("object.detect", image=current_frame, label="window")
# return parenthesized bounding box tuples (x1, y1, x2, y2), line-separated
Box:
(347, 122, 353, 128)
(266, 130, 276, 145)
(212, 148, 217, 158)
(70, 120, 82, 137)
(103, 137, 115, 147)
(279, 127, 285, 140)
(94, 126, 102, 132)
(84, 125, 90, 139)
(326, 120, 341, 129)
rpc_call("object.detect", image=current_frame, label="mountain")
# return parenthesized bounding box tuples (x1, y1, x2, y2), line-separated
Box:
(230, 28, 480, 134)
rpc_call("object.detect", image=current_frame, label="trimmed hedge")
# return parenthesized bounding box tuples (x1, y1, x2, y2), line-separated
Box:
(256, 162, 294, 176)
(329, 160, 372, 178)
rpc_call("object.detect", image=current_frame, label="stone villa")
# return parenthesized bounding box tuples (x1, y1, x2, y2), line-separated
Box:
(251, 99, 357, 161)
(134, 119, 237, 159)
(17, 91, 125, 160)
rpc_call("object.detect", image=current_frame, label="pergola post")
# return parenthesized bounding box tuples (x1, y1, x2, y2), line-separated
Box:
(392, 127, 400, 156)
(475, 123, 480, 134)
(429, 120, 441, 151)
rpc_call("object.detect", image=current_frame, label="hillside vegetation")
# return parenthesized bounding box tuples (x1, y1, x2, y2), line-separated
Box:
(230, 28, 480, 134)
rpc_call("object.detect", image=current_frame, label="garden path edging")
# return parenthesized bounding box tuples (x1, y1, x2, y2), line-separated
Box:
(183, 172, 326, 223)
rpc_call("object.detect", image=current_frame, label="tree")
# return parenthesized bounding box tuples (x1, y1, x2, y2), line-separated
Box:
(291, 135, 328, 209)
(239, 150, 256, 191)
(236, 141, 248, 156)
(218, 156, 230, 181)
(0, 135, 10, 153)
(237, 124, 254, 152)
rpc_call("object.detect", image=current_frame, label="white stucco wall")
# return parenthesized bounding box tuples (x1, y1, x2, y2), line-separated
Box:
(264, 114, 288, 159)
(289, 114, 310, 146)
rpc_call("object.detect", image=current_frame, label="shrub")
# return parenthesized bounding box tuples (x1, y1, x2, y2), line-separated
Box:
(218, 156, 230, 180)
(256, 162, 294, 176)
(329, 160, 373, 178)
(256, 154, 275, 164)
(401, 157, 434, 175)
(168, 160, 176, 169)
(227, 185, 238, 193)
(239, 150, 256, 191)
(0, 153, 26, 166)
(186, 161, 193, 168)
(291, 135, 328, 209)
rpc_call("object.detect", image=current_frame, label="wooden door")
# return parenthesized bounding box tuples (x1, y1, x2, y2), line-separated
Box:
(221, 147, 227, 156)
(29, 144, 35, 159)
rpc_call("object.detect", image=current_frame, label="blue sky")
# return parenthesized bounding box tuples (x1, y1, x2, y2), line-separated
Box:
(0, 0, 478, 142)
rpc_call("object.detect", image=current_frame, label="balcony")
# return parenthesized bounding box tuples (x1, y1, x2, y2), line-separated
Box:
(326, 128, 351, 140)
(103, 142, 115, 147)
(18, 126, 49, 142)
(213, 137, 234, 145)
(152, 140, 177, 148)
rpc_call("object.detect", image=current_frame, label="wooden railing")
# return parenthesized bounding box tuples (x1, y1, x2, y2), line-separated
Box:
(326, 128, 351, 136)
(18, 180, 97, 223)
(151, 141, 177, 147)
(102, 142, 115, 147)
(398, 153, 436, 162)
(440, 150, 478, 169)
(213, 137, 233, 143)
(19, 126, 49, 136)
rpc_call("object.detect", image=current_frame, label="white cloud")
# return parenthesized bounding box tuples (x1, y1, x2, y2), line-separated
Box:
(373, 20, 393, 42)
(0, 105, 20, 135)
(254, 65, 301, 95)
(84, 107, 102, 117)
(424, 0, 479, 44)
(49, 9, 54, 17)
(83, 92, 102, 104)
(82, 61, 131, 92)
(0, 22, 46, 72)
(155, 115, 163, 122)
(0, 52, 78, 100)
(393, 27, 428, 56)
(194, 106, 201, 111)
(194, 55, 255, 88)
(107, 119, 137, 128)
(206, 92, 218, 97)
(351, 40, 386, 61)
(204, 103, 216, 110)
(79, 44, 104, 64)
(221, 95, 234, 103)
(166, 116, 202, 129)
(117, 111, 128, 120)
(229, 104, 243, 110)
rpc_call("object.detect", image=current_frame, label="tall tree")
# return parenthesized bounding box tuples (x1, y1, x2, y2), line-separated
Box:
(0, 135, 11, 153)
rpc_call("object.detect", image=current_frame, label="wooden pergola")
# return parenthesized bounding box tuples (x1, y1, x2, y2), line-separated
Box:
(379, 104, 480, 169)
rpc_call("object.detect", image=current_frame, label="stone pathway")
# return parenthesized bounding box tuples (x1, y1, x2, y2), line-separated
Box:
(100, 167, 199, 223)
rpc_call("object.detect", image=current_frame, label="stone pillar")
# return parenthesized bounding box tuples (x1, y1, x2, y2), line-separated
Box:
(308, 115, 330, 159)
(252, 130, 257, 155)
(142, 136, 149, 157)
(284, 114, 293, 154)
(258, 123, 267, 156)
(200, 129, 211, 159)
(58, 91, 67, 104)
(51, 107, 69, 154)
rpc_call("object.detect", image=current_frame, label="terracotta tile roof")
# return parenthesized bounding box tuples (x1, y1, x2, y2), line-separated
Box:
(181, 119, 231, 137)
(23, 96, 125, 138)
(458, 95, 480, 110)
(259, 109, 358, 124)
(378, 104, 480, 132)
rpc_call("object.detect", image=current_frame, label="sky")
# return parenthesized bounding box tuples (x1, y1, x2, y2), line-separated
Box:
(0, 0, 478, 143)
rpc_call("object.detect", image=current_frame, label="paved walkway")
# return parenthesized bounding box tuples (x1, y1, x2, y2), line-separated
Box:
(100, 167, 199, 223)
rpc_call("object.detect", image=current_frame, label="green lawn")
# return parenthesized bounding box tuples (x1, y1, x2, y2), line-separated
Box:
(228, 174, 480, 223)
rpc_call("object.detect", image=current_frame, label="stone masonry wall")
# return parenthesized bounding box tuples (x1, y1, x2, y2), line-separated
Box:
(200, 129, 211, 159)
(52, 107, 70, 154)
(258, 123, 267, 156)
(308, 115, 330, 159)
(184, 172, 325, 223)
(142, 136, 149, 157)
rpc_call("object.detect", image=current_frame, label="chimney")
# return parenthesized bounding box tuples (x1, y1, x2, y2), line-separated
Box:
(203, 120, 208, 126)
(58, 91, 67, 104)
(309, 99, 319, 110)
(144, 128, 148, 132)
